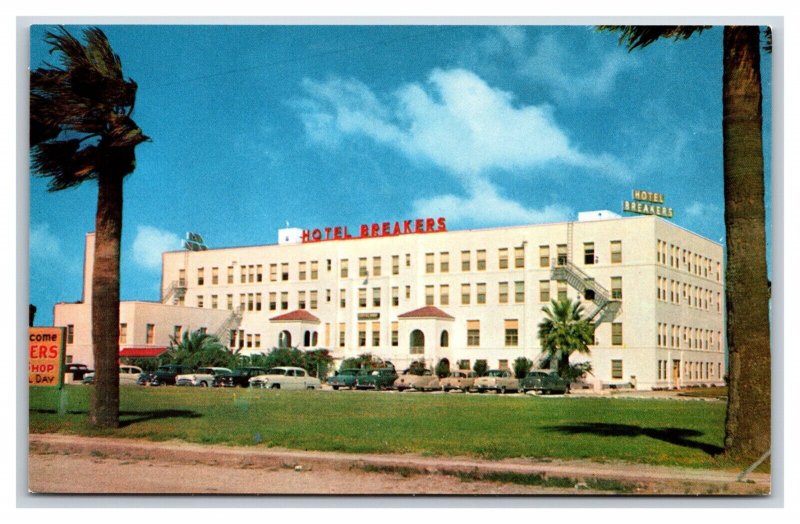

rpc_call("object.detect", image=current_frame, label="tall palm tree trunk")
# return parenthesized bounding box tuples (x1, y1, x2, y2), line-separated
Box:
(722, 26, 771, 460)
(90, 171, 123, 428)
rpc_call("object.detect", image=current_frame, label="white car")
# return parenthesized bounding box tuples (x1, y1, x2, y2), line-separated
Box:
(248, 367, 321, 390)
(82, 365, 143, 386)
(175, 367, 232, 387)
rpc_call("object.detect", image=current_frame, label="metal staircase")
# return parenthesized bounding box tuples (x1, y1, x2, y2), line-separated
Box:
(550, 260, 621, 326)
(215, 307, 243, 346)
(162, 280, 187, 305)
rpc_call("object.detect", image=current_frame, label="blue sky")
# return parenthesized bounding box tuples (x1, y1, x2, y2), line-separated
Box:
(28, 25, 772, 326)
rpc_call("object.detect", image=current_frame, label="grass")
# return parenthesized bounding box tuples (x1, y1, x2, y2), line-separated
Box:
(29, 386, 737, 469)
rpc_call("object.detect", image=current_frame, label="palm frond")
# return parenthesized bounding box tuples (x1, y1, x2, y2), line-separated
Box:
(597, 25, 709, 51)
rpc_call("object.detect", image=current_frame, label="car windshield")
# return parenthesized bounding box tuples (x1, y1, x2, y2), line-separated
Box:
(486, 370, 505, 377)
(267, 368, 287, 375)
(450, 372, 464, 378)
(339, 369, 359, 376)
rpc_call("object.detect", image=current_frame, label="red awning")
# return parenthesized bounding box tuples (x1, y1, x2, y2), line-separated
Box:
(119, 347, 168, 358)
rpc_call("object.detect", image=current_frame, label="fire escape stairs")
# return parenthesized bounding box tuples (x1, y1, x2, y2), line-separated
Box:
(215, 308, 244, 345)
(162, 280, 187, 305)
(550, 259, 621, 326)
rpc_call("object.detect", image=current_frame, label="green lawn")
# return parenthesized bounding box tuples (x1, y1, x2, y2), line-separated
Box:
(29, 386, 734, 469)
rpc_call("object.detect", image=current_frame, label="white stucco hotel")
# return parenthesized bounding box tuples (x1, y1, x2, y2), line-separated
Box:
(54, 209, 726, 390)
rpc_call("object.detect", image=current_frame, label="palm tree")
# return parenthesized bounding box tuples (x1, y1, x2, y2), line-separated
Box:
(166, 331, 232, 369)
(30, 26, 149, 428)
(600, 25, 771, 462)
(537, 299, 595, 379)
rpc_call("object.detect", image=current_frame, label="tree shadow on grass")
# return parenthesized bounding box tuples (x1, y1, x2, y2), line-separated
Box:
(30, 409, 202, 428)
(544, 422, 724, 456)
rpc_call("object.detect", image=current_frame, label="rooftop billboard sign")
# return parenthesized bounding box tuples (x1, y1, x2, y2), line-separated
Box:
(622, 190, 674, 218)
(302, 217, 447, 243)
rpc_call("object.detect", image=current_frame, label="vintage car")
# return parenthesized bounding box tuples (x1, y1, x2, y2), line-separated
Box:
(439, 370, 477, 392)
(64, 363, 93, 383)
(175, 367, 232, 387)
(393, 369, 440, 391)
(473, 369, 520, 393)
(151, 364, 194, 386)
(82, 365, 143, 386)
(327, 368, 363, 390)
(354, 368, 398, 390)
(519, 370, 570, 394)
(214, 367, 268, 387)
(248, 366, 321, 390)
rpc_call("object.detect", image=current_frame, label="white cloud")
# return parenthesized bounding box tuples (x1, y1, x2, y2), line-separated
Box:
(686, 201, 719, 219)
(30, 223, 64, 260)
(131, 225, 180, 271)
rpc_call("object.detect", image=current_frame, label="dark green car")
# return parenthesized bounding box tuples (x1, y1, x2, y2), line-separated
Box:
(520, 371, 569, 394)
(354, 368, 397, 391)
(327, 368, 362, 390)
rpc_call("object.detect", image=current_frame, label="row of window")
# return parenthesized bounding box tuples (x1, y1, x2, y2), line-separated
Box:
(656, 276, 721, 313)
(656, 323, 722, 351)
(656, 239, 721, 282)
(657, 359, 722, 381)
(118, 323, 205, 346)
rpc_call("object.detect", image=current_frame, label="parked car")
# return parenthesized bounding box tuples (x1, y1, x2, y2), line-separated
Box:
(473, 369, 520, 393)
(327, 368, 362, 390)
(394, 369, 440, 391)
(151, 364, 194, 386)
(82, 365, 143, 386)
(249, 367, 321, 390)
(440, 370, 477, 392)
(64, 363, 93, 382)
(355, 368, 398, 390)
(137, 372, 154, 386)
(175, 367, 232, 387)
(519, 370, 570, 394)
(215, 367, 269, 387)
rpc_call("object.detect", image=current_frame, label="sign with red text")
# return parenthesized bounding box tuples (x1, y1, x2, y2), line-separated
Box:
(29, 327, 66, 388)
(302, 217, 447, 243)
(622, 190, 674, 218)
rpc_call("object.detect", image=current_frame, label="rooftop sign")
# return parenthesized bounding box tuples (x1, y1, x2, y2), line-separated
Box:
(302, 217, 447, 243)
(623, 190, 674, 218)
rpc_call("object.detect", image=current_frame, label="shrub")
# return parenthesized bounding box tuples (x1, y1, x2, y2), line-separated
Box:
(435, 359, 451, 378)
(512, 357, 533, 379)
(473, 359, 488, 377)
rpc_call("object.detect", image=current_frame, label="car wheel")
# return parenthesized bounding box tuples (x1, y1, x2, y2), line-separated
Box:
(307, 386, 316, 390)
(332, 385, 340, 390)
(271, 384, 280, 390)
(200, 381, 208, 387)
(375, 384, 382, 391)
(500, 386, 506, 394)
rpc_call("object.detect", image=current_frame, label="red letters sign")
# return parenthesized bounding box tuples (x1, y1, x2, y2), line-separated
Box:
(302, 217, 447, 243)
(29, 327, 66, 388)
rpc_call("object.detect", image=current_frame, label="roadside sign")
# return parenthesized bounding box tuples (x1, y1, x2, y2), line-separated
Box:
(29, 327, 66, 388)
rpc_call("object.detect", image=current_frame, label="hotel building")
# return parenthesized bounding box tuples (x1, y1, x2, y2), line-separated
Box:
(54, 211, 726, 390)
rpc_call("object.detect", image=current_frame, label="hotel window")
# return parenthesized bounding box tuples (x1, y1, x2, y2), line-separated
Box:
(515, 246, 525, 269)
(172, 325, 181, 341)
(118, 323, 126, 344)
(359, 257, 368, 277)
(498, 248, 509, 269)
(372, 287, 380, 307)
(326, 259, 332, 272)
(717, 292, 721, 313)
(340, 259, 349, 278)
(440, 330, 449, 347)
(311, 261, 319, 280)
(255, 293, 262, 311)
(391, 322, 399, 347)
(247, 293, 254, 311)
(211, 295, 218, 309)
(499, 359, 509, 370)
(269, 292, 276, 311)
(239, 294, 245, 311)
(405, 286, 411, 299)
(504, 319, 519, 347)
(717, 262, 721, 282)
(406, 253, 411, 267)
(256, 265, 263, 282)
(612, 323, 623, 346)
(440, 252, 449, 273)
(425, 253, 434, 273)
(299, 262, 307, 280)
(610, 241, 622, 264)
(466, 320, 480, 347)
(392, 286, 399, 306)
(539, 280, 550, 303)
(65, 324, 75, 345)
(669, 244, 674, 267)
(281, 263, 289, 281)
(197, 295, 204, 308)
(392, 255, 399, 275)
(372, 257, 381, 277)
(280, 292, 288, 310)
(611, 277, 622, 299)
(240, 266, 246, 284)
(248, 265, 255, 283)
(324, 324, 330, 346)
(298, 291, 306, 309)
(584, 243, 595, 265)
(557, 244, 567, 265)
(246, 334, 252, 348)
(557, 280, 567, 301)
(539, 245, 550, 268)
(476, 250, 486, 270)
(458, 360, 471, 370)
(440, 284, 450, 306)
(146, 324, 155, 345)
(461, 283, 471, 305)
(611, 359, 623, 380)
(254, 334, 261, 349)
(461, 250, 470, 271)
(211, 267, 218, 285)
(339, 323, 346, 348)
(358, 323, 366, 347)
(197, 267, 204, 286)
(425, 285, 435, 306)
(498, 282, 509, 304)
(326, 289, 331, 303)
(371, 322, 380, 346)
(514, 281, 525, 303)
(358, 288, 367, 308)
(269, 264, 276, 282)
(339, 289, 346, 308)
(476, 283, 486, 304)
(178, 269, 186, 286)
